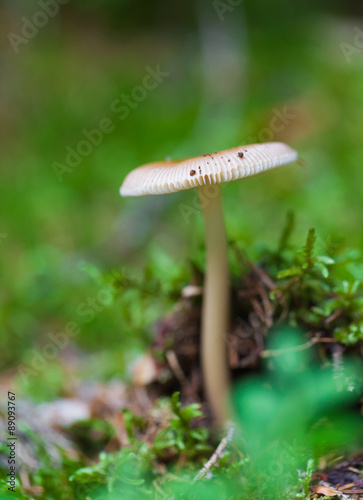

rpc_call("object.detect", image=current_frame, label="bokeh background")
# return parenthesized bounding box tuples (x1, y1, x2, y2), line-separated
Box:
(1, 0, 363, 400)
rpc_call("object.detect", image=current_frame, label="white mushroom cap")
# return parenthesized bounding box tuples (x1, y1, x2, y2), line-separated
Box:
(120, 142, 298, 197)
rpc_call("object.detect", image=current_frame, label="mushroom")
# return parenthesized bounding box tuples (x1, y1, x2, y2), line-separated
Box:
(120, 142, 298, 425)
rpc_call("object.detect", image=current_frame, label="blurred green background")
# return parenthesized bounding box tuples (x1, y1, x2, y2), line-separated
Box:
(1, 0, 363, 399)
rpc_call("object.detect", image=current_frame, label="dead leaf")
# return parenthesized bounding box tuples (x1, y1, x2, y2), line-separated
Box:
(312, 485, 338, 496)
(339, 482, 356, 491)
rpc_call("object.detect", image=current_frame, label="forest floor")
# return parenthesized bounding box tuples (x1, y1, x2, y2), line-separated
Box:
(1, 227, 363, 500)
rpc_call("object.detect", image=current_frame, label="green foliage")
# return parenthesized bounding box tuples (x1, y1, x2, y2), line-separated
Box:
(153, 392, 211, 459)
(2, 2, 363, 499)
(75, 250, 190, 351)
(3, 0, 363, 374)
(118, 392, 211, 462)
(277, 211, 296, 256)
(296, 459, 315, 499)
(231, 330, 362, 500)
(265, 226, 363, 346)
(68, 418, 116, 456)
(63, 334, 363, 499)
(68, 394, 210, 497)
(0, 479, 29, 500)
(3, 226, 363, 499)
(109, 250, 189, 334)
(0, 422, 85, 500)
(70, 449, 151, 498)
(276, 228, 334, 279)
(334, 321, 363, 345)
(15, 362, 66, 403)
(160, 331, 362, 500)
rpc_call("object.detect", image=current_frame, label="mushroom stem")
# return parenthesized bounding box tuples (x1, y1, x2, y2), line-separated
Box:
(199, 183, 230, 425)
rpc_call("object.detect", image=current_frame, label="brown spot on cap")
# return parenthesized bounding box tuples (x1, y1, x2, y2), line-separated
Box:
(120, 142, 298, 196)
(237, 152, 244, 158)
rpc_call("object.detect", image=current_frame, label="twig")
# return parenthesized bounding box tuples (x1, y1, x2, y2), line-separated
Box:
(153, 479, 167, 498)
(311, 336, 337, 343)
(166, 350, 187, 385)
(193, 423, 235, 482)
(260, 339, 315, 358)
